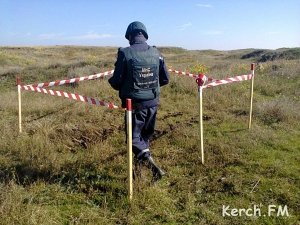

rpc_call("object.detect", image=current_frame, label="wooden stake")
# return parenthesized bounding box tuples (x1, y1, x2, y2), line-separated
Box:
(126, 99, 133, 200)
(197, 74, 205, 164)
(199, 86, 204, 164)
(248, 63, 255, 129)
(17, 77, 22, 133)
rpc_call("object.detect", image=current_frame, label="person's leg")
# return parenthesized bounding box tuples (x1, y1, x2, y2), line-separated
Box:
(141, 106, 157, 148)
(141, 106, 165, 181)
(128, 109, 149, 180)
(131, 109, 150, 159)
(126, 107, 165, 181)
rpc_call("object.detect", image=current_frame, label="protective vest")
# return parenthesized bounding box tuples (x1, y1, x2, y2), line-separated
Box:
(119, 46, 160, 101)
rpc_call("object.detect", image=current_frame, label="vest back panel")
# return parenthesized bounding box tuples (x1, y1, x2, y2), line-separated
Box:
(120, 46, 160, 101)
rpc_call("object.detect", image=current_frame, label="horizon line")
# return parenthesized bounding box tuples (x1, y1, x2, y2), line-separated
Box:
(0, 44, 299, 51)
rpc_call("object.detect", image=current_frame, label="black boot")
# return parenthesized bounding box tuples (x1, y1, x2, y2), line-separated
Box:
(145, 156, 165, 181)
(133, 157, 142, 180)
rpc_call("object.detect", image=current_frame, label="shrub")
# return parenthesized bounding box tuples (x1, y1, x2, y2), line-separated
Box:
(188, 63, 209, 74)
(256, 98, 300, 125)
(67, 65, 100, 78)
(67, 65, 100, 87)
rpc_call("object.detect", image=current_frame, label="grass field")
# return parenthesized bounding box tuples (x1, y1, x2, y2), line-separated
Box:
(0, 46, 299, 225)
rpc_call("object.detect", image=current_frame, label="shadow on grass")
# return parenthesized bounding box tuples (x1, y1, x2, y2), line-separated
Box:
(222, 128, 248, 133)
(152, 114, 211, 141)
(0, 160, 127, 206)
(25, 103, 75, 123)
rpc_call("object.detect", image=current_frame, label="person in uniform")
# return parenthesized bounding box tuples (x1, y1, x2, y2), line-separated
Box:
(108, 21, 169, 181)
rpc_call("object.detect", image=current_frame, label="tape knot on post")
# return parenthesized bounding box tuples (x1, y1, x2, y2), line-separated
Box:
(16, 77, 21, 86)
(126, 99, 132, 111)
(196, 74, 207, 87)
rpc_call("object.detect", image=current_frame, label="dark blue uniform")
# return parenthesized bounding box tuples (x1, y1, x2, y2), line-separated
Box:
(109, 34, 169, 160)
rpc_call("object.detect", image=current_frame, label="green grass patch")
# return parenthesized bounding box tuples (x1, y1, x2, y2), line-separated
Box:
(0, 46, 299, 224)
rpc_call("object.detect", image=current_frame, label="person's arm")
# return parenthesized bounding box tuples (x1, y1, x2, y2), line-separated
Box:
(158, 55, 169, 87)
(108, 49, 126, 90)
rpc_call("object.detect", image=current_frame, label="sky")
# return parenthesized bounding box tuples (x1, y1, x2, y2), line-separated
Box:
(1, 0, 299, 50)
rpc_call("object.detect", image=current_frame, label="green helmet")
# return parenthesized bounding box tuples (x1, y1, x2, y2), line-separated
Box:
(125, 21, 148, 40)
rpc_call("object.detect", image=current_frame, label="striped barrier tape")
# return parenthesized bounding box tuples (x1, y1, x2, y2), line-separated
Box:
(19, 68, 252, 110)
(21, 85, 122, 110)
(202, 74, 252, 89)
(22, 67, 214, 89)
(168, 69, 254, 88)
(168, 69, 216, 82)
(23, 70, 114, 89)
(24, 68, 206, 89)
(168, 69, 198, 78)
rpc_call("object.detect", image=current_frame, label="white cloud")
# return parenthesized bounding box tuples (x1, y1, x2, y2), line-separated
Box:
(178, 22, 192, 31)
(38, 33, 65, 40)
(196, 3, 213, 8)
(203, 30, 223, 35)
(71, 32, 113, 40)
(37, 32, 113, 41)
(265, 31, 279, 35)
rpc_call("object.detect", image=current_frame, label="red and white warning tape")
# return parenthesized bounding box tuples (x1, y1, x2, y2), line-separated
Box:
(168, 69, 198, 78)
(22, 65, 253, 90)
(168, 69, 216, 82)
(24, 70, 114, 89)
(21, 85, 122, 110)
(18, 67, 252, 110)
(202, 74, 252, 89)
(22, 67, 243, 90)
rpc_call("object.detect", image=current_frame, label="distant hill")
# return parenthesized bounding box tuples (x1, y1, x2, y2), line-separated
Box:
(241, 48, 300, 62)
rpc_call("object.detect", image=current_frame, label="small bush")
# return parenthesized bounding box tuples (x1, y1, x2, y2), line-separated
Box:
(67, 65, 100, 78)
(67, 65, 100, 87)
(256, 98, 300, 125)
(229, 63, 250, 75)
(188, 63, 209, 74)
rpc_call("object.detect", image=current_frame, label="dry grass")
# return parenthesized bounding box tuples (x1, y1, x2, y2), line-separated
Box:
(0, 46, 299, 224)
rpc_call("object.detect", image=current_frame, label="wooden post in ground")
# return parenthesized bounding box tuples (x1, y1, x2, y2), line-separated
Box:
(197, 74, 205, 164)
(126, 99, 133, 200)
(248, 63, 255, 129)
(17, 77, 22, 133)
